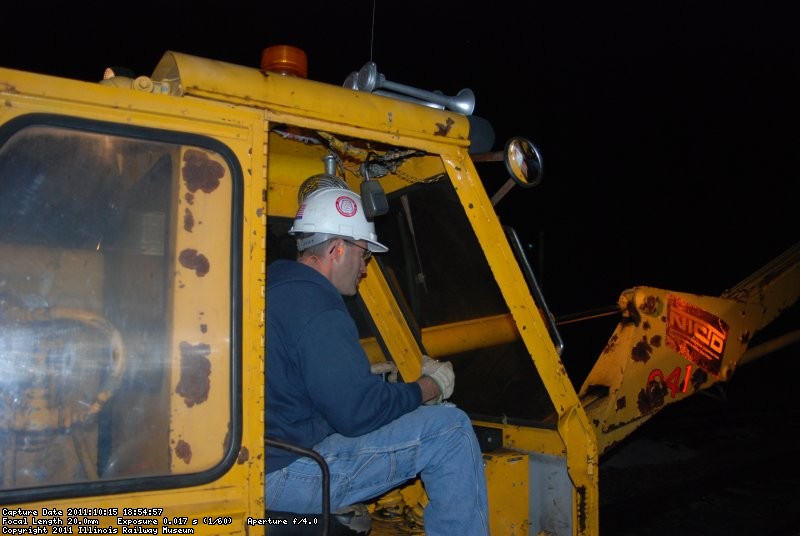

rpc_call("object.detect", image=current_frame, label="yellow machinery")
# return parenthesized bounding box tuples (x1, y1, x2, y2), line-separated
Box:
(0, 46, 798, 535)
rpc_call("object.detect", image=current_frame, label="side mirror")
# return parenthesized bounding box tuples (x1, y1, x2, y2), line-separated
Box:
(504, 137, 543, 188)
(490, 137, 544, 206)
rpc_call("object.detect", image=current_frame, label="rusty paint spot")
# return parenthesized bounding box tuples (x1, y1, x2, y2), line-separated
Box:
(603, 333, 620, 354)
(640, 295, 660, 315)
(637, 376, 668, 413)
(179, 248, 210, 277)
(650, 334, 662, 347)
(616, 396, 626, 410)
(175, 439, 192, 464)
(238, 446, 250, 464)
(200, 323, 208, 333)
(185, 192, 195, 205)
(691, 367, 708, 391)
(224, 426, 231, 450)
(434, 117, 455, 136)
(740, 329, 751, 344)
(184, 208, 194, 232)
(176, 341, 212, 407)
(577, 485, 588, 532)
(182, 149, 224, 193)
(722, 366, 733, 381)
(631, 335, 652, 362)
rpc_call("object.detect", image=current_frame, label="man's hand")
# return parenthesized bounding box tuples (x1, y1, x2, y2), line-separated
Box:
(370, 361, 398, 383)
(421, 355, 454, 405)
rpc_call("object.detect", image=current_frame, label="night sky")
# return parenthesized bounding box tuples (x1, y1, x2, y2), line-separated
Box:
(2, 1, 797, 364)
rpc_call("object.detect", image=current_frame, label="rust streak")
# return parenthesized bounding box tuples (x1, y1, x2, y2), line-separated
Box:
(639, 295, 660, 316)
(179, 248, 210, 277)
(434, 117, 455, 136)
(637, 377, 668, 414)
(183, 208, 194, 232)
(690, 367, 708, 391)
(182, 149, 224, 193)
(631, 335, 652, 362)
(603, 333, 620, 354)
(176, 341, 212, 407)
(175, 439, 192, 464)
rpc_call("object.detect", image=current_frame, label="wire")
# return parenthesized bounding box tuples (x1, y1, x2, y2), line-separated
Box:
(370, 0, 376, 62)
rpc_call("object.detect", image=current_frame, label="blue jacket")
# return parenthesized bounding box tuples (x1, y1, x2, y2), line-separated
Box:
(266, 260, 422, 472)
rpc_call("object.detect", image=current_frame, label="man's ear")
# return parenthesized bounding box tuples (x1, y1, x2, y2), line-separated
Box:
(329, 239, 345, 260)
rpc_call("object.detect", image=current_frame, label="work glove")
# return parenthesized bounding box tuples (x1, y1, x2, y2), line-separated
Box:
(370, 361, 398, 383)
(421, 355, 454, 405)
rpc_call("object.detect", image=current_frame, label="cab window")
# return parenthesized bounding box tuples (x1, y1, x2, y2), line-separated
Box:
(0, 118, 238, 501)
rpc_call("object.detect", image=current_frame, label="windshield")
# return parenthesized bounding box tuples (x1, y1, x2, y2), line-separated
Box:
(375, 178, 555, 423)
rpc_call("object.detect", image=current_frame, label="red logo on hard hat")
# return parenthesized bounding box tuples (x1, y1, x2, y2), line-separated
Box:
(335, 196, 358, 217)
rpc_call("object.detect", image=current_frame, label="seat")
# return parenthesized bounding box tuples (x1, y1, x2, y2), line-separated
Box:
(265, 437, 371, 535)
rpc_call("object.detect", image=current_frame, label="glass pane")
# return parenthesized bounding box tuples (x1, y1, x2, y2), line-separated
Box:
(376, 179, 555, 422)
(0, 124, 233, 492)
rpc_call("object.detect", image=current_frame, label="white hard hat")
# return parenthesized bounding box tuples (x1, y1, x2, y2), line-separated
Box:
(288, 187, 388, 253)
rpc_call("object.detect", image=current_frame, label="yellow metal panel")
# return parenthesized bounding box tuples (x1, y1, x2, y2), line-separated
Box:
(168, 147, 232, 472)
(358, 262, 423, 380)
(245, 109, 269, 523)
(441, 153, 599, 535)
(264, 130, 454, 220)
(484, 449, 530, 536)
(473, 420, 566, 458)
(421, 313, 519, 357)
(581, 240, 800, 456)
(359, 313, 519, 364)
(0, 65, 262, 139)
(152, 52, 471, 149)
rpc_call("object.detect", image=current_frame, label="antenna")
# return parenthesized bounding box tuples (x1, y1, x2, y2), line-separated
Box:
(370, 0, 376, 62)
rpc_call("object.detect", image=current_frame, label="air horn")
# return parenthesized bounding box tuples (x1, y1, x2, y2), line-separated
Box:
(344, 61, 475, 116)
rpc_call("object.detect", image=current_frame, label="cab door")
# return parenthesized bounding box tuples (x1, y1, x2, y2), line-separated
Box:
(0, 68, 265, 531)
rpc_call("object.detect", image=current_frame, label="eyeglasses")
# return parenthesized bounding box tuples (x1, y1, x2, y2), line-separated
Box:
(342, 240, 373, 262)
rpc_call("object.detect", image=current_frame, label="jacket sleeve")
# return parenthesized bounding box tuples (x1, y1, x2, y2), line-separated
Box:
(296, 308, 422, 437)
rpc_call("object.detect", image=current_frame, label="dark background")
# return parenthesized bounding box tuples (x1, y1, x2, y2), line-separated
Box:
(2, 1, 796, 312)
(2, 2, 799, 532)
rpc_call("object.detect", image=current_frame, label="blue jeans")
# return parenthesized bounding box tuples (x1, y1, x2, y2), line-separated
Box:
(265, 404, 489, 536)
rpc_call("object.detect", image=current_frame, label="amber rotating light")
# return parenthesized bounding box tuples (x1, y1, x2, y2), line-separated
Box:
(261, 45, 308, 78)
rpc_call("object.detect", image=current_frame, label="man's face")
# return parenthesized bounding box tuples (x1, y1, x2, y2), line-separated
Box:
(331, 239, 369, 296)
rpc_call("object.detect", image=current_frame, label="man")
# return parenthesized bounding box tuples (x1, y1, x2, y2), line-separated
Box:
(265, 184, 489, 535)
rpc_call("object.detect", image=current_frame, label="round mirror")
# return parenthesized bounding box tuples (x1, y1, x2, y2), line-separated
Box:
(504, 137, 543, 188)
